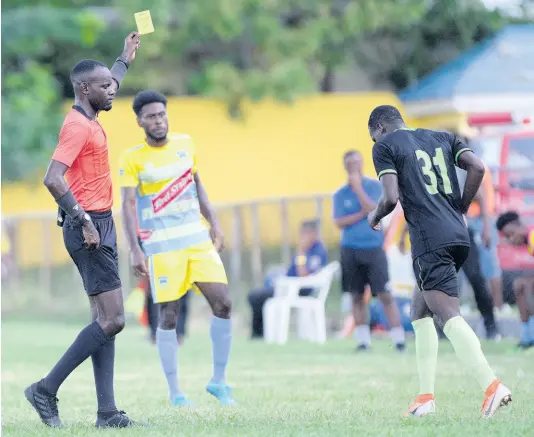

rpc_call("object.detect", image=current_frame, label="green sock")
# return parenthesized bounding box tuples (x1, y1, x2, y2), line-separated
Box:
(443, 316, 496, 391)
(412, 317, 438, 395)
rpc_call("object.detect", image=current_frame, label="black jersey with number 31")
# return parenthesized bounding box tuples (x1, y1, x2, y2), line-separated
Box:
(372, 128, 471, 258)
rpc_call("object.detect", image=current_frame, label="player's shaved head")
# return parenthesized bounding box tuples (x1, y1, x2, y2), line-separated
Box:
(70, 59, 108, 85)
(368, 105, 404, 129)
(70, 59, 115, 112)
(132, 90, 167, 116)
(368, 105, 405, 143)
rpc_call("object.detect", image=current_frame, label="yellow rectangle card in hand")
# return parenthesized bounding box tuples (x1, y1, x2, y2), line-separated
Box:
(134, 10, 155, 35)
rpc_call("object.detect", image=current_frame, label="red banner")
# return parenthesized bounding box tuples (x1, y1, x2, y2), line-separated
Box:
(139, 229, 153, 241)
(152, 169, 193, 214)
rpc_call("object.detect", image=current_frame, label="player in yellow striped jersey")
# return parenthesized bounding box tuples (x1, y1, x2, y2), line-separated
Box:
(119, 91, 235, 406)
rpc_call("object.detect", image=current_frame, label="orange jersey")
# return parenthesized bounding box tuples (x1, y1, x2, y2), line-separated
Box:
(468, 169, 494, 217)
(52, 107, 113, 212)
(528, 227, 534, 257)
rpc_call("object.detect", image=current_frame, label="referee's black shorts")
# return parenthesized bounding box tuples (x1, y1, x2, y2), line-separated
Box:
(63, 210, 121, 295)
(340, 246, 390, 295)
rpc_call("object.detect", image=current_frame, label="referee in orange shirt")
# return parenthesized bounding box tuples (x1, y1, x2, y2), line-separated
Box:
(24, 32, 140, 428)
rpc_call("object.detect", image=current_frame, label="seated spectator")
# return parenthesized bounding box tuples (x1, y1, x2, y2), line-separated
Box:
(248, 219, 328, 339)
(496, 211, 534, 349)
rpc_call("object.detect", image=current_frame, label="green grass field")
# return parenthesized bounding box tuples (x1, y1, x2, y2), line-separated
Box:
(2, 318, 533, 437)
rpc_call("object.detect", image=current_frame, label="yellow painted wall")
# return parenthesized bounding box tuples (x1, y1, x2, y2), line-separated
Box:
(2, 93, 408, 267)
(412, 112, 467, 130)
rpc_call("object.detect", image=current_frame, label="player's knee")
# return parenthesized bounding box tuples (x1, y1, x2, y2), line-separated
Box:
(410, 305, 430, 321)
(159, 309, 178, 330)
(114, 314, 126, 333)
(100, 313, 125, 336)
(212, 296, 232, 319)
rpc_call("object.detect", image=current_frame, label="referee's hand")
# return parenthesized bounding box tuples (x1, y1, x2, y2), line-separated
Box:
(82, 221, 100, 250)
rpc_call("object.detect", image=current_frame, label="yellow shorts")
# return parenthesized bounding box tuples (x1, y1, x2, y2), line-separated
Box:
(148, 241, 227, 303)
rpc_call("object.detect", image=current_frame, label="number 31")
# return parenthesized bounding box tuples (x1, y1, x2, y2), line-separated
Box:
(416, 148, 452, 195)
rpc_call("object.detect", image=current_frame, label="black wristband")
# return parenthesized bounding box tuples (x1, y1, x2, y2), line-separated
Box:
(115, 56, 130, 69)
(56, 190, 85, 223)
(111, 57, 129, 90)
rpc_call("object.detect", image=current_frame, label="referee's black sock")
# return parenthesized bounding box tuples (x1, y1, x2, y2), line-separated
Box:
(41, 322, 111, 395)
(92, 336, 117, 414)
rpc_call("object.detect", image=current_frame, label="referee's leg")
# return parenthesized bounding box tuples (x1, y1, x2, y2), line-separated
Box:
(25, 213, 134, 428)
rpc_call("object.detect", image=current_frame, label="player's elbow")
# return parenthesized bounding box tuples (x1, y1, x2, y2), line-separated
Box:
(42, 173, 52, 189)
(464, 155, 485, 175)
(470, 159, 485, 176)
(121, 195, 135, 208)
(43, 172, 61, 192)
(384, 192, 399, 209)
(384, 198, 398, 211)
(120, 189, 136, 209)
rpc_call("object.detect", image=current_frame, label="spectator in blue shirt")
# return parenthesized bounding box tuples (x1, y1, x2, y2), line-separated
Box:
(247, 219, 328, 339)
(333, 150, 405, 351)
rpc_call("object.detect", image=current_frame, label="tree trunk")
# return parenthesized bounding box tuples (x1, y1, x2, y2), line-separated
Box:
(320, 68, 334, 92)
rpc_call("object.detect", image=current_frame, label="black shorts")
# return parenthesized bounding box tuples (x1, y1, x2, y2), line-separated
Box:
(340, 247, 389, 295)
(63, 210, 121, 295)
(413, 245, 469, 297)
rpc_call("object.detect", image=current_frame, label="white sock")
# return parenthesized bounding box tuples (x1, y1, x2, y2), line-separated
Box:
(390, 326, 406, 345)
(354, 325, 371, 346)
(156, 328, 182, 400)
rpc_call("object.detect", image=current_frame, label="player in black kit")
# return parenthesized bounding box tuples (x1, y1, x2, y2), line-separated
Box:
(366, 105, 511, 418)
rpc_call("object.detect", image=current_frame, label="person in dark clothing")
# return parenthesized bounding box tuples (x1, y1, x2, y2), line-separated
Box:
(463, 229, 498, 338)
(247, 219, 328, 339)
(367, 104, 510, 418)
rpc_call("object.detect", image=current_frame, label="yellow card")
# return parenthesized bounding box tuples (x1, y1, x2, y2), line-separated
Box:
(134, 10, 154, 35)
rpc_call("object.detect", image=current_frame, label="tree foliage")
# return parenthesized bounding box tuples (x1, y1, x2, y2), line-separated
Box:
(113, 0, 425, 116)
(356, 0, 525, 90)
(1, 6, 107, 182)
(1, 0, 530, 181)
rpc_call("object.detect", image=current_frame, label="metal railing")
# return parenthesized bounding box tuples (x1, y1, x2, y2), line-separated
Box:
(2, 194, 350, 309)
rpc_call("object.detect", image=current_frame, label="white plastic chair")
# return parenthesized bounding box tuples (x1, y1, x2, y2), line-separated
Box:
(263, 261, 340, 344)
